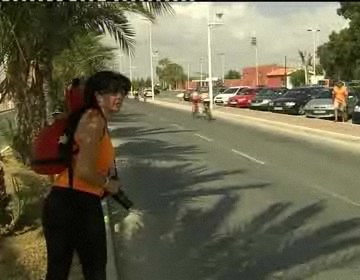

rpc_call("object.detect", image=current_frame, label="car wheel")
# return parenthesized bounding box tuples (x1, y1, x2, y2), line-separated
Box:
(298, 105, 305, 115)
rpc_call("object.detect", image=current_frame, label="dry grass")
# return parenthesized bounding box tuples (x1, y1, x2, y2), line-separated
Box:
(0, 152, 83, 280)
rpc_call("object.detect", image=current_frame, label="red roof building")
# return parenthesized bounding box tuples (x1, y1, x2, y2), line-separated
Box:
(266, 68, 297, 88)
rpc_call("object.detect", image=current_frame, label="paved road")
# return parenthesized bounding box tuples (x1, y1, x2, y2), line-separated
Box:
(108, 99, 360, 280)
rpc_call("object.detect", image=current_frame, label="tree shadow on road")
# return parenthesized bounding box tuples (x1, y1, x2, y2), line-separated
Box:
(109, 110, 360, 280)
(115, 139, 201, 162)
(115, 162, 360, 279)
(111, 126, 195, 140)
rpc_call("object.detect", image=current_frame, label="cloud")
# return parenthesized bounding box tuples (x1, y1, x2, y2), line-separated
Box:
(103, 2, 348, 79)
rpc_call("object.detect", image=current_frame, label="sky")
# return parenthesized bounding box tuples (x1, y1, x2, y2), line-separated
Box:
(102, 2, 348, 79)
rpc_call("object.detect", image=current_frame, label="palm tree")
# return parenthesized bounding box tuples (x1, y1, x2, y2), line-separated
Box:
(298, 50, 312, 85)
(51, 32, 116, 110)
(0, 3, 174, 162)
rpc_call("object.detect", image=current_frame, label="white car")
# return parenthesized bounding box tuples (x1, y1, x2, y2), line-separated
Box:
(214, 86, 249, 106)
(143, 89, 153, 97)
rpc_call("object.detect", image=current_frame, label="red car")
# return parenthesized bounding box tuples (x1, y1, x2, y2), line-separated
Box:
(228, 87, 262, 108)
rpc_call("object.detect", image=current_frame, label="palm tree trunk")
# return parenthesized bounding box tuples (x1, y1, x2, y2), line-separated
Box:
(40, 60, 53, 116)
(10, 59, 47, 164)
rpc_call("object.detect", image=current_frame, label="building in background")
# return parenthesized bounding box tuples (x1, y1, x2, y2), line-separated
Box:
(266, 67, 297, 89)
(241, 64, 280, 86)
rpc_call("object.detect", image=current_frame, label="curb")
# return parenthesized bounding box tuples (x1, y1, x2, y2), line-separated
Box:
(146, 99, 360, 145)
(102, 200, 120, 280)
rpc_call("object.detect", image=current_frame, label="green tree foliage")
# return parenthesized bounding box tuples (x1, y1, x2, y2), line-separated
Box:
(290, 70, 306, 87)
(317, 2, 360, 80)
(0, 3, 173, 162)
(51, 32, 116, 110)
(156, 58, 186, 89)
(224, 70, 241, 79)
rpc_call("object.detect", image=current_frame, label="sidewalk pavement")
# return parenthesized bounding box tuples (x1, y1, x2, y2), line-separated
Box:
(146, 98, 360, 148)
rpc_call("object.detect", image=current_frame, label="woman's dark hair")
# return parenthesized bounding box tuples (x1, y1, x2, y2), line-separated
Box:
(83, 71, 131, 108)
(71, 78, 81, 88)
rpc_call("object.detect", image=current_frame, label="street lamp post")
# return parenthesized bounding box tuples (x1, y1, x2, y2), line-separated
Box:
(207, 12, 224, 112)
(307, 28, 320, 84)
(218, 52, 225, 82)
(118, 53, 124, 73)
(128, 49, 133, 97)
(251, 34, 258, 86)
(200, 58, 203, 87)
(148, 23, 155, 101)
(187, 63, 190, 90)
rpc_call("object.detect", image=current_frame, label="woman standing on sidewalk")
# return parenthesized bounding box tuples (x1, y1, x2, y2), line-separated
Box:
(42, 71, 131, 280)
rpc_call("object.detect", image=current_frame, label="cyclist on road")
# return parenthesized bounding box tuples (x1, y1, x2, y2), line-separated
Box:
(191, 90, 201, 116)
(200, 90, 213, 120)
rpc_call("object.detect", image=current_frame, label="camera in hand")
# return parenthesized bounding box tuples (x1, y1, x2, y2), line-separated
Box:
(108, 175, 134, 210)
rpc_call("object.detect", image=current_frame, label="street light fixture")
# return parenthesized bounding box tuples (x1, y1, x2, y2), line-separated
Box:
(207, 11, 224, 112)
(307, 28, 320, 84)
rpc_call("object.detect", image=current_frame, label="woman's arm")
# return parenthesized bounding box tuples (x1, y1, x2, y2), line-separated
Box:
(73, 111, 108, 188)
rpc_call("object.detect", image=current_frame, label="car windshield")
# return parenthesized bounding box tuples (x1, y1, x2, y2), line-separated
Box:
(198, 88, 208, 93)
(283, 89, 308, 98)
(223, 88, 239, 94)
(314, 90, 332, 99)
(258, 89, 276, 97)
(238, 89, 255, 95)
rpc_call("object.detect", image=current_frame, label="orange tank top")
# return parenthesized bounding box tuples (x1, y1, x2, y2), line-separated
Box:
(333, 86, 347, 103)
(54, 123, 115, 197)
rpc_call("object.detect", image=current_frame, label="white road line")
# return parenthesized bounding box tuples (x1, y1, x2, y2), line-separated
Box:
(170, 123, 184, 129)
(194, 133, 213, 142)
(311, 184, 360, 208)
(231, 149, 265, 165)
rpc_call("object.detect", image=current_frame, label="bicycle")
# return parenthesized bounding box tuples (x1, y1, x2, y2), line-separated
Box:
(202, 100, 214, 121)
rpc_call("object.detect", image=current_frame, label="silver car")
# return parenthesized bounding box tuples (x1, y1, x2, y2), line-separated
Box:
(304, 88, 358, 119)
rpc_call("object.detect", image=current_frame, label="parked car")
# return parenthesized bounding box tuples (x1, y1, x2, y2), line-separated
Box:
(227, 87, 262, 108)
(270, 86, 325, 115)
(183, 90, 192, 101)
(215, 87, 228, 95)
(250, 87, 287, 111)
(184, 87, 220, 102)
(143, 87, 160, 97)
(352, 99, 360, 124)
(304, 88, 359, 119)
(214, 86, 248, 106)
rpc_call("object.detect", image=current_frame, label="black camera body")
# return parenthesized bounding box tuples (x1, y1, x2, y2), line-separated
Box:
(107, 175, 134, 210)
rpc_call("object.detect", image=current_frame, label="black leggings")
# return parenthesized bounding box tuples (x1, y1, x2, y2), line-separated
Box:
(42, 187, 107, 280)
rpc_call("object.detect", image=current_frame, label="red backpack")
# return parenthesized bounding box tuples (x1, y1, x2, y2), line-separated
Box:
(30, 86, 87, 177)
